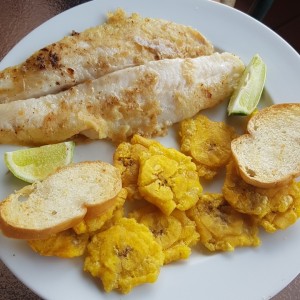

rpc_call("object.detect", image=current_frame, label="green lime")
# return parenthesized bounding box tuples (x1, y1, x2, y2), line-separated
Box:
(4, 141, 75, 183)
(227, 54, 266, 116)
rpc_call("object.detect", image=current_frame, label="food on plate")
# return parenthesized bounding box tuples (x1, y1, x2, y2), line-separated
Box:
(231, 103, 300, 188)
(28, 229, 89, 258)
(73, 188, 127, 235)
(187, 193, 260, 251)
(0, 3, 298, 295)
(180, 114, 237, 180)
(0, 161, 122, 239)
(129, 204, 199, 264)
(0, 9, 214, 103)
(227, 54, 266, 116)
(137, 135, 202, 215)
(0, 52, 244, 146)
(84, 217, 164, 294)
(223, 161, 300, 231)
(4, 141, 75, 183)
(0, 111, 299, 294)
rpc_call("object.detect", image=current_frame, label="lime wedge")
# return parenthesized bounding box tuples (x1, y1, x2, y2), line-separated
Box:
(4, 141, 75, 183)
(227, 54, 266, 116)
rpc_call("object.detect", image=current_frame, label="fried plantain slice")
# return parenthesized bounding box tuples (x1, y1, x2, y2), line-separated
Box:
(73, 188, 127, 235)
(180, 115, 237, 180)
(130, 204, 199, 264)
(100, 206, 125, 232)
(28, 229, 89, 258)
(163, 242, 192, 265)
(138, 139, 202, 215)
(113, 142, 148, 200)
(171, 209, 199, 247)
(186, 193, 260, 251)
(139, 212, 182, 249)
(84, 218, 164, 294)
(113, 135, 159, 200)
(223, 161, 300, 219)
(163, 209, 199, 264)
(258, 182, 300, 232)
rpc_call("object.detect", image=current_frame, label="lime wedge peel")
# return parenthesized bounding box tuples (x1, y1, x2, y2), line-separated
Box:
(4, 141, 75, 183)
(227, 54, 266, 116)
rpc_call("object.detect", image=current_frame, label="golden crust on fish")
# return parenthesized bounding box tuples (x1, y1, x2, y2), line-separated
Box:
(0, 52, 244, 145)
(0, 9, 214, 103)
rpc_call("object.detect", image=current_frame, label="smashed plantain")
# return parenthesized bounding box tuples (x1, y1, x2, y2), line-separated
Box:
(130, 204, 199, 264)
(84, 218, 164, 294)
(137, 136, 203, 215)
(187, 193, 260, 251)
(113, 142, 149, 200)
(259, 182, 300, 232)
(180, 115, 236, 180)
(223, 161, 300, 232)
(114, 134, 203, 214)
(28, 229, 89, 258)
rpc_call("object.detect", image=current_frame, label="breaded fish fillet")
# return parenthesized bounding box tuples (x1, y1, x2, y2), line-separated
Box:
(0, 52, 244, 146)
(0, 9, 214, 103)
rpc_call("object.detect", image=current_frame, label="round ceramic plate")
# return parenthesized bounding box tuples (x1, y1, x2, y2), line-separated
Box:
(0, 1, 299, 299)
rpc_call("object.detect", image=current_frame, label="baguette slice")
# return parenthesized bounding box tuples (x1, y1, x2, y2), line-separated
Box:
(0, 161, 122, 239)
(231, 103, 300, 188)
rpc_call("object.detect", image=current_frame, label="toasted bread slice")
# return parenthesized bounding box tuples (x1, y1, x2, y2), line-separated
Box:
(231, 103, 300, 188)
(0, 161, 122, 239)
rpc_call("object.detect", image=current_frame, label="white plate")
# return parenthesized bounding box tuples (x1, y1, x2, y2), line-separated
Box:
(0, 1, 299, 299)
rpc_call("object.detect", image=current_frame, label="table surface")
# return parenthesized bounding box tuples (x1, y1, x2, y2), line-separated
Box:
(0, 1, 299, 299)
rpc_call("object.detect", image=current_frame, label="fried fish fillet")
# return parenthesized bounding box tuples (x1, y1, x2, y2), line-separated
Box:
(0, 9, 214, 103)
(0, 52, 244, 145)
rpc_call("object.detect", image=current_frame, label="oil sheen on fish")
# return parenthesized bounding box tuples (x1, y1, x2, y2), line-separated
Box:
(0, 9, 214, 103)
(0, 52, 244, 146)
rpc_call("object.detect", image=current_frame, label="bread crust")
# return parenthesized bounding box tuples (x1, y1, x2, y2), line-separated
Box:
(231, 103, 300, 188)
(0, 161, 122, 239)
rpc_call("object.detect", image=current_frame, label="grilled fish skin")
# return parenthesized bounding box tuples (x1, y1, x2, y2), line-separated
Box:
(0, 9, 214, 104)
(0, 52, 244, 146)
